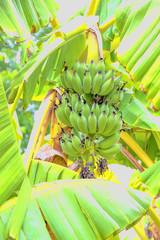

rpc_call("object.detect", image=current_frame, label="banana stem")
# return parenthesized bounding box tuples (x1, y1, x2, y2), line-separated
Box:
(99, 16, 115, 34)
(9, 82, 24, 117)
(87, 0, 100, 16)
(133, 224, 149, 240)
(24, 90, 56, 173)
(120, 131, 153, 168)
(148, 207, 160, 231)
(87, 30, 99, 65)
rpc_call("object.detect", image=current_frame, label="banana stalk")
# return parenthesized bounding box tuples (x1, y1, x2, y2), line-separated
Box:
(9, 82, 24, 117)
(87, 29, 100, 65)
(148, 207, 160, 231)
(87, 0, 100, 16)
(24, 90, 56, 173)
(99, 15, 115, 34)
(133, 224, 149, 240)
(120, 131, 153, 168)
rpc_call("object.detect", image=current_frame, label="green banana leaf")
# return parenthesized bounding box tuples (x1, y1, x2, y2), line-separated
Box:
(139, 161, 160, 196)
(97, 0, 122, 40)
(28, 159, 79, 185)
(0, 0, 59, 40)
(118, 92, 160, 131)
(0, 179, 151, 240)
(115, 0, 160, 111)
(9, 26, 86, 108)
(0, 78, 26, 206)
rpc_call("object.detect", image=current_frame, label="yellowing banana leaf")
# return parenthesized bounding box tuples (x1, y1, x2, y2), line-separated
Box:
(0, 0, 59, 40)
(0, 79, 26, 206)
(0, 180, 151, 239)
(9, 29, 86, 108)
(115, 0, 160, 111)
(139, 161, 160, 196)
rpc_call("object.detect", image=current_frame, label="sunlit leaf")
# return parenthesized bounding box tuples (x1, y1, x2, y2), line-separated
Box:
(0, 180, 151, 239)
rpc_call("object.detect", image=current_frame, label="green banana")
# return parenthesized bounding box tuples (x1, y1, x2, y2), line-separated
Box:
(61, 132, 71, 142)
(114, 75, 122, 88)
(64, 104, 71, 121)
(98, 78, 114, 96)
(75, 95, 83, 113)
(92, 71, 103, 94)
(91, 101, 100, 119)
(69, 109, 80, 131)
(108, 105, 116, 115)
(102, 112, 117, 137)
(78, 61, 87, 82)
(102, 69, 114, 84)
(84, 136, 91, 149)
(72, 71, 83, 94)
(71, 128, 81, 138)
(71, 134, 82, 152)
(56, 105, 72, 127)
(97, 110, 108, 134)
(64, 91, 71, 102)
(82, 70, 92, 94)
(108, 89, 123, 106)
(60, 75, 68, 89)
(78, 113, 89, 134)
(88, 111, 97, 134)
(71, 93, 79, 110)
(72, 60, 80, 73)
(64, 67, 73, 89)
(82, 100, 91, 119)
(88, 60, 96, 79)
(100, 100, 109, 115)
(96, 132, 121, 149)
(106, 118, 122, 136)
(96, 58, 105, 75)
(96, 143, 122, 158)
(61, 139, 80, 157)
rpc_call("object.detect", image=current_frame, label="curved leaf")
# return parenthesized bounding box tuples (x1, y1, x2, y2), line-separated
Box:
(28, 159, 79, 185)
(0, 180, 151, 239)
(115, 0, 160, 111)
(139, 161, 160, 196)
(0, 0, 59, 40)
(0, 79, 26, 206)
(9, 30, 86, 108)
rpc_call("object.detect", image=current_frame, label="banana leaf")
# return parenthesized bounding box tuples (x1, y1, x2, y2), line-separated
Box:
(115, 0, 160, 111)
(9, 26, 86, 108)
(118, 93, 160, 131)
(139, 161, 160, 196)
(28, 159, 79, 186)
(0, 79, 26, 206)
(0, 0, 59, 40)
(0, 179, 151, 240)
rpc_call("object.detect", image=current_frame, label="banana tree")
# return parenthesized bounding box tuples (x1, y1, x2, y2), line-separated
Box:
(0, 0, 160, 239)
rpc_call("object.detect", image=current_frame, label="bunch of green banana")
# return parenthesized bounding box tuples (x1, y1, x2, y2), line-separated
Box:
(56, 94, 72, 127)
(94, 130, 122, 158)
(60, 59, 124, 100)
(60, 131, 92, 159)
(56, 91, 123, 136)
(95, 143, 122, 159)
